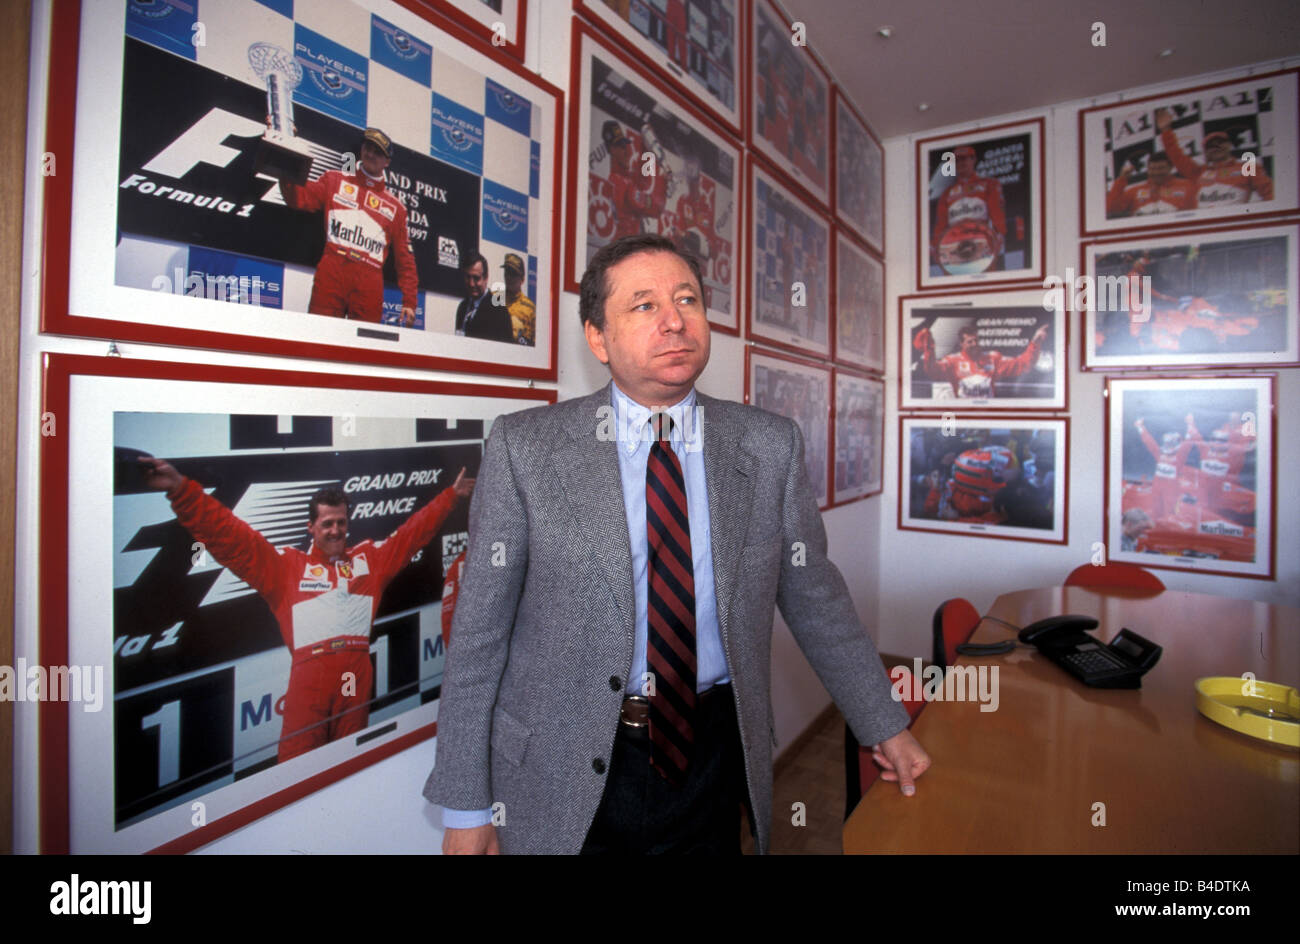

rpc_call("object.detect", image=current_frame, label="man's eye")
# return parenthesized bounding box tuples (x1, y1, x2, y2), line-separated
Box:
(676, 295, 699, 307)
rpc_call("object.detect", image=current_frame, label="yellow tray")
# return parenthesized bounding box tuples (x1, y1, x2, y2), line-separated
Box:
(1195, 677, 1300, 747)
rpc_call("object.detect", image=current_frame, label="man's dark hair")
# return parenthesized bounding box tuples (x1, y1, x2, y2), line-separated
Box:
(461, 252, 489, 275)
(308, 486, 349, 524)
(578, 234, 704, 331)
(959, 324, 978, 339)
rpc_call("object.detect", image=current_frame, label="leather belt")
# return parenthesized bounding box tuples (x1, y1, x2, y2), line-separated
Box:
(619, 683, 731, 728)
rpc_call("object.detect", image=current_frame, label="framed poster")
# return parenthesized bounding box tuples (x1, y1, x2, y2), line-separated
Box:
(900, 289, 1066, 412)
(1104, 375, 1275, 580)
(38, 354, 554, 854)
(916, 118, 1045, 290)
(419, 0, 527, 62)
(745, 346, 832, 509)
(834, 232, 884, 373)
(45, 0, 562, 378)
(832, 368, 884, 504)
(575, 0, 741, 135)
(1081, 221, 1299, 370)
(748, 158, 832, 357)
(834, 90, 884, 253)
(899, 415, 1068, 544)
(750, 0, 831, 206)
(1079, 68, 1300, 236)
(567, 20, 742, 334)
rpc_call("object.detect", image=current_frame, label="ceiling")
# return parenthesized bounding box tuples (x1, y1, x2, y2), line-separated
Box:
(778, 0, 1300, 138)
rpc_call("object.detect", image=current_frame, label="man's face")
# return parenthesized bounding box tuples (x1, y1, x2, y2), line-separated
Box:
(504, 268, 523, 297)
(1123, 515, 1152, 540)
(956, 153, 976, 179)
(1148, 157, 1172, 185)
(359, 140, 390, 178)
(307, 503, 349, 560)
(463, 261, 488, 300)
(610, 139, 633, 174)
(1205, 136, 1232, 164)
(959, 331, 980, 356)
(584, 250, 710, 408)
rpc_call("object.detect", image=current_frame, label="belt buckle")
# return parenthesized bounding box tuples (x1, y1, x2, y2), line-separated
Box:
(620, 695, 650, 728)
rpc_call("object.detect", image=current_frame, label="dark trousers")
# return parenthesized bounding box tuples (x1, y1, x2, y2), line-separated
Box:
(581, 685, 750, 854)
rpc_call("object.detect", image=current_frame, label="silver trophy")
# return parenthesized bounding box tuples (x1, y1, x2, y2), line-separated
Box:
(248, 42, 313, 184)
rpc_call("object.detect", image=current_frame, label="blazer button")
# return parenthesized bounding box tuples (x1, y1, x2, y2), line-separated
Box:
(608, 676, 621, 691)
(592, 758, 607, 775)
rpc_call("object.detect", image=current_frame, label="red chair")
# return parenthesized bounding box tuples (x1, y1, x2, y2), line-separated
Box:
(844, 666, 926, 818)
(1065, 562, 1165, 592)
(932, 597, 981, 671)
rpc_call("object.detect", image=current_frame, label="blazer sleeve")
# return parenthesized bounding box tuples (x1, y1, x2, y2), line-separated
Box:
(774, 419, 910, 747)
(422, 414, 528, 811)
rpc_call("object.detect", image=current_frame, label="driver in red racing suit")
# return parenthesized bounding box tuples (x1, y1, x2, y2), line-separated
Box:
(140, 457, 474, 762)
(280, 127, 418, 325)
(915, 322, 1049, 399)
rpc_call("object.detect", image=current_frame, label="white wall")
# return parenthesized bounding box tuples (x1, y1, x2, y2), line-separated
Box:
(14, 0, 869, 854)
(875, 57, 1300, 660)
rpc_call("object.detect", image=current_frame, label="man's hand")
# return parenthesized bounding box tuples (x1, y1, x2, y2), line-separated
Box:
(871, 729, 931, 797)
(401, 306, 416, 328)
(451, 467, 476, 499)
(138, 457, 185, 499)
(1154, 107, 1172, 134)
(1031, 324, 1049, 346)
(443, 824, 499, 855)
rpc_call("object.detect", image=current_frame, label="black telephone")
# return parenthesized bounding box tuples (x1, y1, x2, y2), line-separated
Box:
(1018, 615, 1162, 689)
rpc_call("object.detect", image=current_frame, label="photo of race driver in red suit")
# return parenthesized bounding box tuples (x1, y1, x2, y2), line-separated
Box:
(137, 456, 474, 762)
(279, 127, 418, 326)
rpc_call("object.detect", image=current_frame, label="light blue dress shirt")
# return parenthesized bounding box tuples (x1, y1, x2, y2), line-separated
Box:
(442, 383, 729, 831)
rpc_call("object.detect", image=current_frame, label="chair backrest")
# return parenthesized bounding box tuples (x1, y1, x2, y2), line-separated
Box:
(932, 597, 981, 670)
(1064, 562, 1165, 592)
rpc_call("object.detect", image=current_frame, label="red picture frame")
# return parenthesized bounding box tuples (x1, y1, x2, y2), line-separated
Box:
(415, 0, 527, 62)
(574, 0, 743, 136)
(833, 88, 884, 254)
(565, 18, 743, 335)
(1103, 374, 1275, 580)
(915, 117, 1046, 292)
(830, 366, 884, 506)
(41, 0, 562, 380)
(747, 154, 833, 358)
(898, 413, 1069, 545)
(1077, 67, 1299, 238)
(38, 353, 555, 853)
(748, 0, 832, 208)
(744, 345, 833, 510)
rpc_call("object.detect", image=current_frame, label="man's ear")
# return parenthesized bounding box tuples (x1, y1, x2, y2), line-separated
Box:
(584, 320, 609, 365)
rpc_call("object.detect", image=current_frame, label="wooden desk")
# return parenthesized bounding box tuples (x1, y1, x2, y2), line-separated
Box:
(843, 587, 1299, 853)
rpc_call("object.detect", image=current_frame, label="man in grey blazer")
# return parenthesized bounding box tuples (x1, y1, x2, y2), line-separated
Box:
(425, 234, 928, 853)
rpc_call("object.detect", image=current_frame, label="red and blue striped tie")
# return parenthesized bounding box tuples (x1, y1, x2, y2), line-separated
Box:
(646, 412, 697, 785)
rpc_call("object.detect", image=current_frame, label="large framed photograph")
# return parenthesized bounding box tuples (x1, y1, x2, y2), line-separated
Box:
(916, 118, 1045, 290)
(899, 415, 1068, 544)
(45, 0, 561, 377)
(567, 19, 742, 334)
(748, 158, 832, 357)
(38, 354, 554, 853)
(749, 0, 831, 206)
(745, 347, 832, 509)
(899, 289, 1066, 412)
(834, 90, 884, 253)
(1105, 375, 1275, 580)
(1082, 222, 1299, 370)
(832, 368, 884, 505)
(575, 0, 741, 135)
(1079, 68, 1300, 236)
(834, 232, 884, 373)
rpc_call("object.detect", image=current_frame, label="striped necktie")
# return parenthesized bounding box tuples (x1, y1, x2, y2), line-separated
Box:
(645, 412, 696, 785)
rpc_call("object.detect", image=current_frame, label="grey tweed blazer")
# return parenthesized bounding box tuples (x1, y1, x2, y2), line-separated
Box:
(422, 384, 907, 853)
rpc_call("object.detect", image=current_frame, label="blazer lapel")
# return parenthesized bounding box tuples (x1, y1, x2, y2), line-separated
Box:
(698, 393, 756, 645)
(552, 384, 636, 647)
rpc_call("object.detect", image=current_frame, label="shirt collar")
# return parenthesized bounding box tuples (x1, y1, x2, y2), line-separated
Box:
(609, 382, 698, 456)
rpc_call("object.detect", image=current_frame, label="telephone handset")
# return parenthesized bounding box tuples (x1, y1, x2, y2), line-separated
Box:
(1018, 614, 1161, 689)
